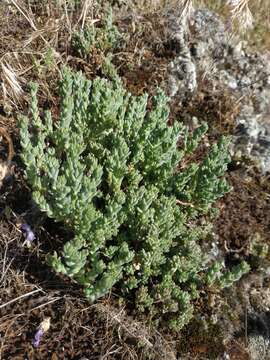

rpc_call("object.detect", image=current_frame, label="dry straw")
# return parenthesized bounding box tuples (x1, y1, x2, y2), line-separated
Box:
(179, 0, 253, 30)
(227, 0, 253, 30)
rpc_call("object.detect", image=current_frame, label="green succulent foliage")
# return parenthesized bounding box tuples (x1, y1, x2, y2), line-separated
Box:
(72, 7, 120, 58)
(204, 260, 251, 289)
(218, 261, 251, 289)
(19, 67, 249, 330)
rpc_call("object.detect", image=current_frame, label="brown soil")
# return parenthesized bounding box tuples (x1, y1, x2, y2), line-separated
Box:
(0, 178, 175, 360)
(216, 168, 270, 256)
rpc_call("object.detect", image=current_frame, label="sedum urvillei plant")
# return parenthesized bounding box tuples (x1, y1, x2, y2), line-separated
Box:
(72, 7, 120, 59)
(19, 68, 249, 330)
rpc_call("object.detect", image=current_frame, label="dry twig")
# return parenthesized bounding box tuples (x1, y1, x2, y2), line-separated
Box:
(0, 288, 43, 310)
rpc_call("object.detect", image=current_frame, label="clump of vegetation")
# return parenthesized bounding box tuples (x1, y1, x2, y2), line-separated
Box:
(19, 67, 249, 330)
(72, 7, 120, 59)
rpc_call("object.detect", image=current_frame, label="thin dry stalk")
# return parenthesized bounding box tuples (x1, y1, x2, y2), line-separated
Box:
(0, 240, 9, 286)
(0, 240, 17, 286)
(227, 0, 253, 30)
(94, 303, 154, 349)
(100, 344, 123, 360)
(1, 62, 24, 106)
(77, 0, 94, 30)
(23, 20, 61, 48)
(28, 296, 62, 312)
(9, 0, 53, 46)
(0, 288, 43, 310)
(94, 303, 177, 359)
(0, 314, 24, 360)
(178, 0, 254, 32)
(9, 0, 36, 30)
(179, 0, 194, 26)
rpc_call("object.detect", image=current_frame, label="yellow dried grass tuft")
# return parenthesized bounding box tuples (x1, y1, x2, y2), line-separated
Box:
(1, 61, 24, 107)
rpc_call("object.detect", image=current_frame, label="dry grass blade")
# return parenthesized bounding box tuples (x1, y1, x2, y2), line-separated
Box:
(28, 296, 62, 312)
(78, 0, 94, 30)
(179, 0, 194, 26)
(9, 0, 36, 31)
(0, 314, 24, 359)
(100, 344, 122, 359)
(9, 0, 50, 45)
(23, 20, 61, 48)
(227, 0, 253, 30)
(94, 303, 154, 349)
(93, 303, 177, 359)
(1, 62, 24, 106)
(0, 288, 43, 310)
(0, 238, 10, 286)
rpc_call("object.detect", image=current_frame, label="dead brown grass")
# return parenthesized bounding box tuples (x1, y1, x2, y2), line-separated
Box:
(194, 0, 270, 51)
(0, 0, 101, 115)
(0, 216, 178, 359)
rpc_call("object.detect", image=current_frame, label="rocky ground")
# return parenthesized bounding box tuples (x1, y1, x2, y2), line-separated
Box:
(0, 1, 270, 359)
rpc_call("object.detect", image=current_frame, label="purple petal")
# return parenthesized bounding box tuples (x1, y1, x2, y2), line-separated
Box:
(21, 223, 31, 232)
(32, 328, 44, 348)
(21, 223, 36, 242)
(26, 230, 35, 242)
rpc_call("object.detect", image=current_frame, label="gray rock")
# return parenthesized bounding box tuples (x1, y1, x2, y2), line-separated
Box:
(166, 9, 197, 98)
(248, 335, 270, 360)
(166, 8, 270, 173)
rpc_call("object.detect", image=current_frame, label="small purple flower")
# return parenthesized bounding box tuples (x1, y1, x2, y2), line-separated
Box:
(32, 317, 51, 348)
(32, 328, 44, 348)
(21, 223, 36, 242)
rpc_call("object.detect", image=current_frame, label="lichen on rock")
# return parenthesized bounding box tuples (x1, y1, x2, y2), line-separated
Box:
(166, 8, 270, 173)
